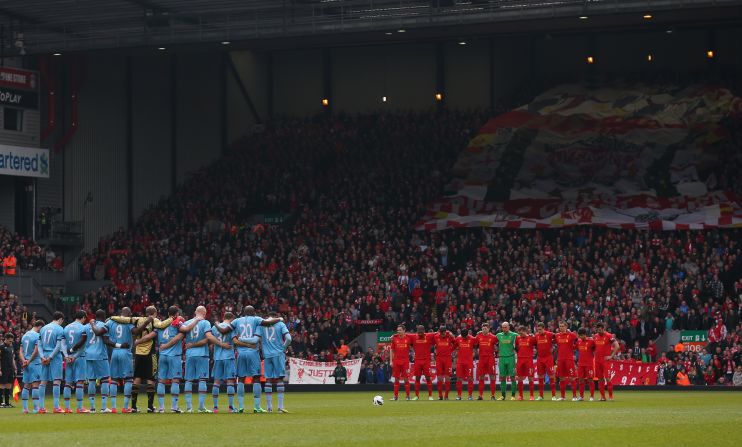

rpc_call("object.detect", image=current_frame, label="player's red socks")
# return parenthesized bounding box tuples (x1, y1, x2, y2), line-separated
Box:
(415, 379, 421, 397)
(426, 380, 433, 398)
(456, 381, 463, 398)
(608, 382, 613, 399)
(467, 381, 473, 398)
(445, 380, 450, 398)
(599, 381, 606, 399)
(560, 381, 566, 399)
(571, 379, 577, 398)
(589, 380, 595, 399)
(404, 381, 411, 399)
(517, 381, 524, 399)
(550, 381, 556, 398)
(579, 381, 585, 398)
(538, 381, 545, 398)
(529, 380, 534, 398)
(394, 381, 400, 399)
(478, 380, 485, 398)
(437, 380, 443, 399)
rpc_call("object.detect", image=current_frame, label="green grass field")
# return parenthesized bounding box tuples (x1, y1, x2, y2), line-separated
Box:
(1, 392, 741, 447)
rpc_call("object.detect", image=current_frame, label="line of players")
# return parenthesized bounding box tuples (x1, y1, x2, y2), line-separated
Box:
(17, 304, 291, 414)
(389, 321, 620, 401)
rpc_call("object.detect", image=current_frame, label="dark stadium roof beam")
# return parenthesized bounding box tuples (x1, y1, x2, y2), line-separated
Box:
(0, 6, 85, 40)
(120, 0, 205, 28)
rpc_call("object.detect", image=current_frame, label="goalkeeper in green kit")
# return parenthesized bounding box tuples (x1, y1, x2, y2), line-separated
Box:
(495, 322, 517, 400)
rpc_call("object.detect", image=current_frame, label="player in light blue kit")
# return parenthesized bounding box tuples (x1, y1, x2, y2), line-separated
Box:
(103, 307, 140, 413)
(71, 309, 112, 412)
(39, 311, 67, 413)
(231, 305, 282, 413)
(156, 306, 185, 413)
(63, 311, 88, 413)
(19, 320, 43, 413)
(257, 312, 291, 413)
(211, 312, 236, 413)
(179, 305, 220, 413)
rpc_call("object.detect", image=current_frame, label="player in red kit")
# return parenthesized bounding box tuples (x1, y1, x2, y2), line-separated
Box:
(433, 325, 456, 400)
(475, 323, 497, 400)
(593, 322, 619, 401)
(389, 325, 412, 401)
(534, 322, 557, 400)
(515, 325, 536, 401)
(576, 328, 596, 401)
(454, 329, 477, 400)
(555, 321, 578, 401)
(410, 325, 435, 401)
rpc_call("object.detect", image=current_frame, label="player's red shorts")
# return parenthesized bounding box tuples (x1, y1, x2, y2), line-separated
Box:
(536, 356, 554, 377)
(594, 360, 610, 379)
(435, 356, 452, 376)
(557, 358, 575, 377)
(413, 361, 431, 378)
(478, 357, 495, 377)
(456, 362, 473, 379)
(577, 365, 594, 379)
(516, 359, 533, 377)
(392, 361, 409, 379)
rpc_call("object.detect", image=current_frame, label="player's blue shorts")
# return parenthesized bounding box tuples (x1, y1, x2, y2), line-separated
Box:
(110, 350, 133, 378)
(41, 354, 63, 381)
(86, 359, 110, 379)
(212, 359, 236, 382)
(64, 357, 87, 383)
(236, 350, 261, 377)
(264, 354, 286, 379)
(23, 363, 42, 384)
(185, 356, 209, 381)
(158, 355, 182, 380)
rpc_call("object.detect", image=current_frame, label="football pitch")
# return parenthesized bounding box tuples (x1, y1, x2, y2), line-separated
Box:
(2, 391, 741, 447)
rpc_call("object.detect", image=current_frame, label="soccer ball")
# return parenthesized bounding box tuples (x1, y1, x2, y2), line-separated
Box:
(373, 395, 384, 406)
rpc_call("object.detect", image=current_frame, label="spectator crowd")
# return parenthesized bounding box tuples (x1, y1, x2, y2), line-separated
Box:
(1, 106, 741, 386)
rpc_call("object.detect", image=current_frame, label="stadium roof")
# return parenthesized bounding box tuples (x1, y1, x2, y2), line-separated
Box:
(1, 0, 741, 55)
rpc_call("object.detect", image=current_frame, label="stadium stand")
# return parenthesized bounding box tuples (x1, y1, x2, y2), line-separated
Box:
(1, 84, 741, 387)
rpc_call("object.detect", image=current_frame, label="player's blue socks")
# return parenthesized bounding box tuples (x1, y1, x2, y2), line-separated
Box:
(198, 380, 207, 410)
(265, 382, 273, 411)
(88, 382, 97, 409)
(32, 387, 39, 411)
(227, 385, 235, 409)
(38, 383, 46, 409)
(171, 382, 180, 409)
(252, 382, 262, 410)
(63, 385, 71, 409)
(76, 384, 84, 409)
(157, 383, 165, 410)
(52, 383, 61, 409)
(236, 382, 245, 409)
(277, 381, 285, 410)
(101, 382, 109, 409)
(123, 380, 133, 409)
(110, 383, 118, 409)
(212, 385, 220, 409)
(22, 388, 29, 411)
(184, 381, 193, 410)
